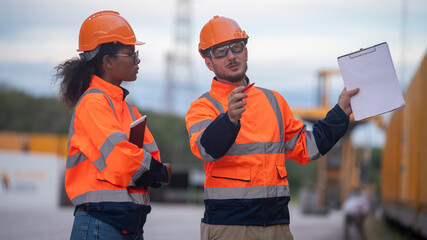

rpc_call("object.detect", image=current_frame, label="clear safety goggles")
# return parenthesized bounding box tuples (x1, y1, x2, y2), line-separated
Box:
(208, 41, 245, 58)
(115, 50, 139, 65)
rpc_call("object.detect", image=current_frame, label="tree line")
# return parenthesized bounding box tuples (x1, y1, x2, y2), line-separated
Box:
(0, 84, 199, 169)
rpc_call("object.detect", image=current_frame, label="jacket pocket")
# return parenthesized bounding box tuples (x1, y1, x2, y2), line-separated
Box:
(276, 157, 287, 179)
(211, 166, 251, 182)
(276, 165, 287, 179)
(96, 172, 107, 182)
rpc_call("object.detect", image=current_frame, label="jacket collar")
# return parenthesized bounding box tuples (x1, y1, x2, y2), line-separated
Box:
(209, 76, 250, 100)
(89, 75, 129, 101)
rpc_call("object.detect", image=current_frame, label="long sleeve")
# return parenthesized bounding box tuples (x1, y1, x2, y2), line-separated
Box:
(279, 91, 349, 164)
(200, 112, 241, 159)
(312, 104, 349, 155)
(186, 96, 242, 162)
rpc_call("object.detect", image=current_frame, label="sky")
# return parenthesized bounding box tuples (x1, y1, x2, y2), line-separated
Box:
(0, 0, 426, 146)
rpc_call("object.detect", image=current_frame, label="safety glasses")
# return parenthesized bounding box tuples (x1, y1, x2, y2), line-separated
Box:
(115, 50, 139, 64)
(208, 41, 245, 58)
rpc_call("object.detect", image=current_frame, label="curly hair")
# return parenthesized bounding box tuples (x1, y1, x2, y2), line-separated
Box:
(53, 42, 124, 110)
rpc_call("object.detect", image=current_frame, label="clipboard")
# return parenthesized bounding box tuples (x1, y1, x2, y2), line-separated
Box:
(337, 42, 405, 121)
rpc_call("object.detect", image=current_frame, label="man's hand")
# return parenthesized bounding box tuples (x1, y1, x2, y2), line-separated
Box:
(338, 88, 360, 116)
(227, 86, 248, 125)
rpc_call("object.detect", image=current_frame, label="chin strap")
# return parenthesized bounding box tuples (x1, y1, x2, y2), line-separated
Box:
(79, 45, 101, 61)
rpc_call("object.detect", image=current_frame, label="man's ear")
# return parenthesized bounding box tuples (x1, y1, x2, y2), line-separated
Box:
(205, 57, 214, 71)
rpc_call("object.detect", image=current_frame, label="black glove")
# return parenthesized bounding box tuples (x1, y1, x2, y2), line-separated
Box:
(135, 157, 169, 188)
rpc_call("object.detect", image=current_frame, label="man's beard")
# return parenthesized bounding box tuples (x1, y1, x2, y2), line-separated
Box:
(214, 61, 248, 83)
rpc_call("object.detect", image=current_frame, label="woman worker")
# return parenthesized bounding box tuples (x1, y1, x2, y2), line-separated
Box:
(54, 11, 171, 240)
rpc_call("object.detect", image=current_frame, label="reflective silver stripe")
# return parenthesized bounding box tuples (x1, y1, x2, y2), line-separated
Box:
(93, 132, 127, 172)
(68, 89, 113, 151)
(194, 93, 221, 162)
(258, 87, 284, 142)
(126, 101, 136, 121)
(284, 124, 306, 154)
(128, 152, 152, 187)
(199, 92, 224, 113)
(67, 112, 76, 153)
(196, 132, 218, 162)
(195, 140, 287, 162)
(204, 185, 290, 200)
(305, 131, 322, 160)
(189, 119, 213, 135)
(67, 88, 116, 169)
(71, 190, 150, 206)
(226, 142, 285, 156)
(66, 152, 88, 169)
(196, 89, 288, 162)
(144, 141, 159, 153)
(194, 92, 227, 162)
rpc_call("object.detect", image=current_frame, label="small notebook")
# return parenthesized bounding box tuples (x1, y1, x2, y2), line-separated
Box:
(129, 115, 146, 148)
(338, 42, 405, 121)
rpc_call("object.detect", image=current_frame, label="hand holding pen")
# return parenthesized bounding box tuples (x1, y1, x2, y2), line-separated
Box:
(227, 83, 255, 125)
(242, 82, 255, 93)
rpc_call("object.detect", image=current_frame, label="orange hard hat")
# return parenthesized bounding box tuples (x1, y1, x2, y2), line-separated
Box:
(77, 10, 144, 52)
(198, 16, 248, 53)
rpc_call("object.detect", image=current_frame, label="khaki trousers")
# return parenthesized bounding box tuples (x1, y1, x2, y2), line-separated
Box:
(200, 222, 294, 240)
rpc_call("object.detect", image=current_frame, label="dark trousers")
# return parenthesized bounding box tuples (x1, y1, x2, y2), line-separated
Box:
(344, 214, 366, 240)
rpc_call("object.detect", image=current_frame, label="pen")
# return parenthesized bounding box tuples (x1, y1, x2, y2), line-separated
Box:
(242, 82, 255, 93)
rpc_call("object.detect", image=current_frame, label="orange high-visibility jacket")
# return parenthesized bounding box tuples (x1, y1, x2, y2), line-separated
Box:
(185, 78, 348, 226)
(65, 75, 160, 209)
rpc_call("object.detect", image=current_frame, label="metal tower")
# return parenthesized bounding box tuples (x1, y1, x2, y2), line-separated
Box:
(164, 0, 194, 114)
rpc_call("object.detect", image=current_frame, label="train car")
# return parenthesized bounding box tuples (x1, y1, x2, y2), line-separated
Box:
(382, 53, 427, 238)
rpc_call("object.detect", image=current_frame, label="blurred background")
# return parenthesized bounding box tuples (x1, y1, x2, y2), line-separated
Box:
(0, 0, 426, 239)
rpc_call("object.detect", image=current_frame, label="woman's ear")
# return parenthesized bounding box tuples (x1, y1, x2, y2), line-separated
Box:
(102, 55, 114, 69)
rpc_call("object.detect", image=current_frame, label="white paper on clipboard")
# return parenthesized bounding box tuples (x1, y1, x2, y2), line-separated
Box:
(337, 42, 405, 121)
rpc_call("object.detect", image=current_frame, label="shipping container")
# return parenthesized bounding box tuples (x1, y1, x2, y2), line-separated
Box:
(382, 53, 427, 237)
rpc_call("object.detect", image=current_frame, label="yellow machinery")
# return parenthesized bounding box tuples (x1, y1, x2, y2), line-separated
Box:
(294, 69, 378, 213)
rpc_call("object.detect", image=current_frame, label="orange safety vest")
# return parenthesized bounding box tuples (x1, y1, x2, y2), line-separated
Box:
(65, 75, 160, 207)
(185, 78, 321, 226)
